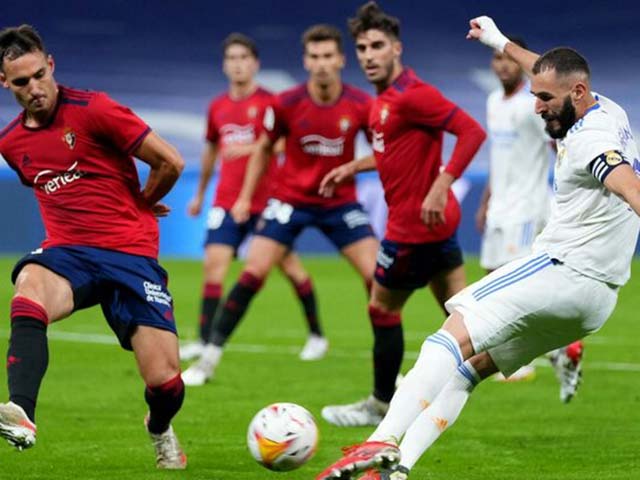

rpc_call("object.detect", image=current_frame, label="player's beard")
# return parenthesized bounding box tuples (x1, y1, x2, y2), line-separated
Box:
(542, 96, 577, 139)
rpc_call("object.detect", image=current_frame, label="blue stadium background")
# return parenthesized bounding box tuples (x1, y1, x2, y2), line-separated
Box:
(1, 0, 639, 256)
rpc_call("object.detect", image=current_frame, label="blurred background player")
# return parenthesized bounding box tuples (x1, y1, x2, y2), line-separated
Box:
(0, 25, 187, 468)
(181, 24, 378, 386)
(180, 33, 327, 364)
(319, 1, 486, 427)
(316, 16, 640, 480)
(476, 35, 584, 393)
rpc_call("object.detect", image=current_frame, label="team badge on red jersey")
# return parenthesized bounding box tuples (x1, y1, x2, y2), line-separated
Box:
(62, 128, 76, 150)
(380, 105, 390, 125)
(339, 116, 351, 133)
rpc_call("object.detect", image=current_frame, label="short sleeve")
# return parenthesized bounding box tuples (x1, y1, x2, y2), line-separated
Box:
(567, 114, 621, 171)
(89, 93, 151, 155)
(398, 84, 458, 128)
(205, 101, 219, 144)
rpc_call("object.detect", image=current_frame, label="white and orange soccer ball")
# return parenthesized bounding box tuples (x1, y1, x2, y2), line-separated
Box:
(247, 402, 318, 471)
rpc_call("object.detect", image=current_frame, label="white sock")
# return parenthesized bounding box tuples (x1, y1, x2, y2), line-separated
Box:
(369, 330, 463, 443)
(398, 361, 480, 470)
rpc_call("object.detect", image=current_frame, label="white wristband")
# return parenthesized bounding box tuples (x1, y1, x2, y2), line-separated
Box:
(475, 16, 509, 53)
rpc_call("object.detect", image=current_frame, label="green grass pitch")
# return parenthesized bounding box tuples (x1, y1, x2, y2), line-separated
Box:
(0, 256, 638, 479)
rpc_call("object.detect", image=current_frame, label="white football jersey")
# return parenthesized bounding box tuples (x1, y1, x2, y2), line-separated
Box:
(533, 93, 640, 286)
(486, 84, 551, 226)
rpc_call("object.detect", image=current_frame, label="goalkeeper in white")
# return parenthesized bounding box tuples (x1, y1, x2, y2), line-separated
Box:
(316, 15, 640, 480)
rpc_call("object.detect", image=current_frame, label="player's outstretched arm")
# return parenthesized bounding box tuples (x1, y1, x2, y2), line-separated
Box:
(135, 131, 185, 209)
(603, 164, 640, 216)
(188, 142, 219, 216)
(467, 16, 540, 77)
(231, 132, 274, 222)
(318, 155, 376, 198)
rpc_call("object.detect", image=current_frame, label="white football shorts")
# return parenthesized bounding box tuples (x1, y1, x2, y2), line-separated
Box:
(446, 252, 618, 377)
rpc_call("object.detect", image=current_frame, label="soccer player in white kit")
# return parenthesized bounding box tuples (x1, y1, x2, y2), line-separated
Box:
(316, 15, 640, 480)
(476, 37, 585, 391)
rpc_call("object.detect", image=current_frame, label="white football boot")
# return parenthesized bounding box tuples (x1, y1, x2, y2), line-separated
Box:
(179, 340, 205, 361)
(145, 415, 187, 469)
(548, 340, 584, 403)
(322, 395, 389, 427)
(0, 401, 36, 450)
(181, 344, 223, 386)
(299, 334, 329, 361)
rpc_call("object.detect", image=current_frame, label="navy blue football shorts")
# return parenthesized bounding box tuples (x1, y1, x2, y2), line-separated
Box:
(254, 198, 375, 250)
(205, 206, 259, 250)
(12, 246, 176, 350)
(374, 232, 464, 290)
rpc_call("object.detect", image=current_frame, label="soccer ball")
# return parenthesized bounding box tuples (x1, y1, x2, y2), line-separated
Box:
(247, 402, 318, 471)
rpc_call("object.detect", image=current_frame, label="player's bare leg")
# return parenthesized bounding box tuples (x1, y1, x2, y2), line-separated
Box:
(428, 264, 466, 313)
(322, 281, 413, 427)
(340, 237, 378, 289)
(182, 236, 288, 386)
(278, 252, 328, 361)
(180, 244, 234, 361)
(1, 264, 73, 450)
(132, 326, 186, 469)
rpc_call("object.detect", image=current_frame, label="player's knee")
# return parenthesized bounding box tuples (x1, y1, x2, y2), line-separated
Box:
(10, 295, 49, 325)
(368, 304, 402, 327)
(238, 270, 265, 292)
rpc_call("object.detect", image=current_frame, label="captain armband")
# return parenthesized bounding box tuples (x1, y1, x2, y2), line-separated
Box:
(588, 150, 629, 183)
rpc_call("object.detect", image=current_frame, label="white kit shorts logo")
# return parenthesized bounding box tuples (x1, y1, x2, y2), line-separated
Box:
(34, 161, 85, 195)
(220, 123, 255, 145)
(300, 135, 345, 156)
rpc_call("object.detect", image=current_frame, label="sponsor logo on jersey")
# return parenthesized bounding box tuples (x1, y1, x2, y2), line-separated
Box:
(220, 123, 255, 145)
(62, 128, 76, 150)
(300, 134, 345, 156)
(339, 116, 351, 133)
(33, 161, 85, 195)
(380, 104, 389, 125)
(372, 130, 385, 153)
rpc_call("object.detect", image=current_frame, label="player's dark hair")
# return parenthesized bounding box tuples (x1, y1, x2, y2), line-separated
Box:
(532, 47, 590, 79)
(302, 24, 344, 53)
(222, 33, 259, 59)
(0, 24, 46, 72)
(348, 1, 400, 39)
(507, 36, 527, 50)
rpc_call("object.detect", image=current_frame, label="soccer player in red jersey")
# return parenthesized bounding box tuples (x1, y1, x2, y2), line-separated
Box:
(181, 25, 379, 386)
(318, 1, 487, 431)
(180, 33, 326, 366)
(0, 25, 187, 468)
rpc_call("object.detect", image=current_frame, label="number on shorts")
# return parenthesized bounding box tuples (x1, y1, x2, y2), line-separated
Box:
(207, 207, 226, 230)
(263, 199, 293, 224)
